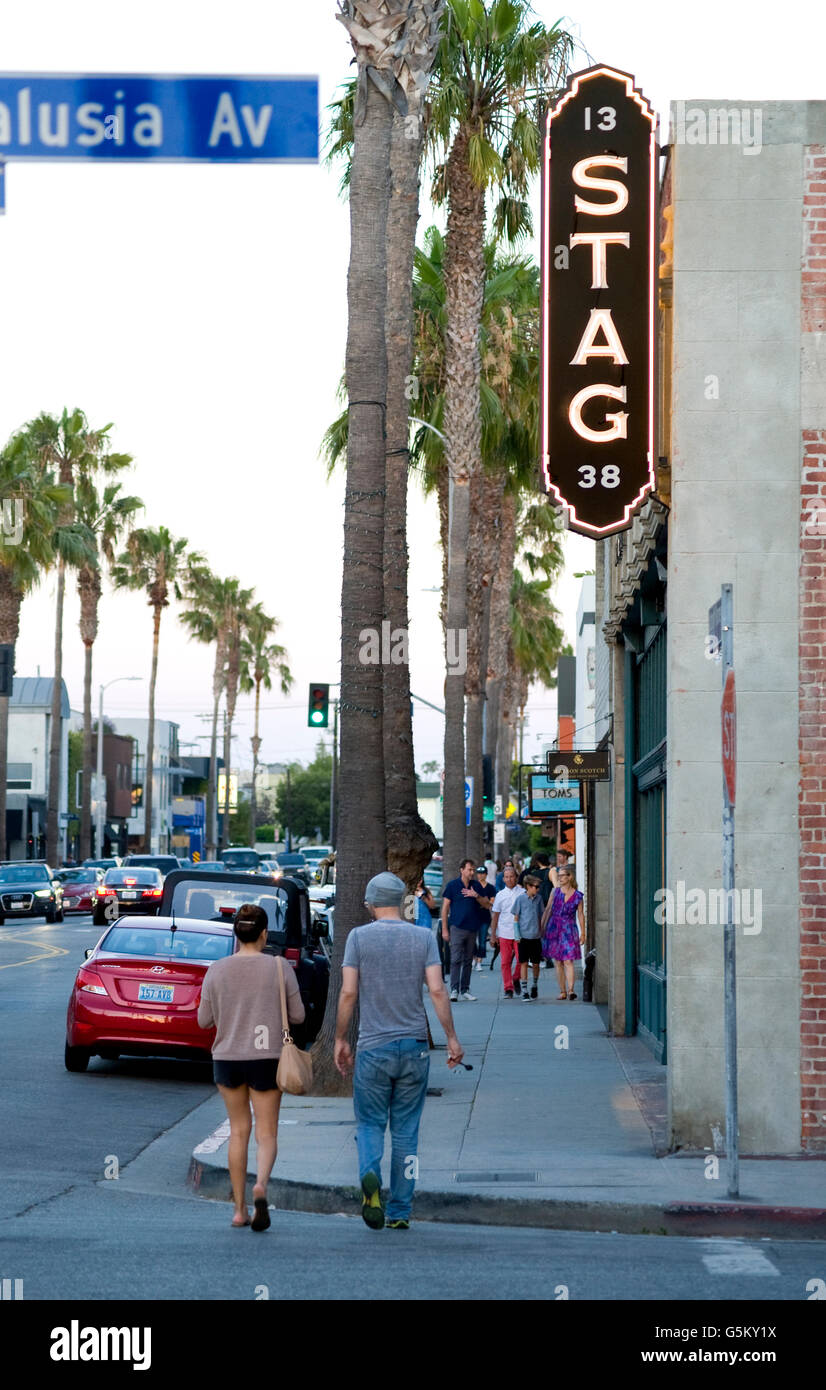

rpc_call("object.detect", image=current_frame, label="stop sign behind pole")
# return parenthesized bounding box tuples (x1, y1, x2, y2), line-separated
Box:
(721, 668, 736, 807)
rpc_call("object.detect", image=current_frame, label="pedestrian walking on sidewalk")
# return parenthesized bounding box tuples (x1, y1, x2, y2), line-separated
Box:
(334, 873, 464, 1230)
(441, 858, 491, 1001)
(473, 865, 497, 972)
(197, 904, 305, 1232)
(540, 867, 585, 999)
(490, 865, 526, 997)
(512, 874, 544, 999)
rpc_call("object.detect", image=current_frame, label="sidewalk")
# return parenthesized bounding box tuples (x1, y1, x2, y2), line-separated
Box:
(189, 959, 826, 1238)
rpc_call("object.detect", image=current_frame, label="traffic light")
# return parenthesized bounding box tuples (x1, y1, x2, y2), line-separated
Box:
(482, 754, 494, 806)
(0, 643, 14, 698)
(308, 683, 330, 728)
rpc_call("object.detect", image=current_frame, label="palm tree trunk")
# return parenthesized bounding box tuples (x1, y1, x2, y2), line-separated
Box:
(0, 573, 21, 860)
(465, 469, 502, 855)
(80, 643, 93, 858)
(442, 124, 486, 878)
(143, 606, 161, 852)
(383, 105, 438, 889)
(312, 68, 393, 1095)
(487, 491, 517, 793)
(47, 559, 66, 863)
(221, 705, 232, 851)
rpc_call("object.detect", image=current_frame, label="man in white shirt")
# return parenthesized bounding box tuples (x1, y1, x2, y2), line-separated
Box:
(490, 865, 526, 998)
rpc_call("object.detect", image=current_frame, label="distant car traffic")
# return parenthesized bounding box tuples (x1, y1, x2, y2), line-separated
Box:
(0, 861, 64, 924)
(93, 867, 163, 926)
(270, 853, 310, 886)
(189, 860, 227, 872)
(64, 917, 236, 1072)
(122, 854, 181, 879)
(83, 857, 122, 871)
(218, 847, 260, 872)
(56, 867, 103, 914)
(423, 856, 444, 910)
(308, 882, 336, 941)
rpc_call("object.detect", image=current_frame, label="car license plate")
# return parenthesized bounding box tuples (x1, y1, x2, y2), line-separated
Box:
(138, 983, 174, 1003)
(11, 900, 24, 909)
(121, 891, 137, 900)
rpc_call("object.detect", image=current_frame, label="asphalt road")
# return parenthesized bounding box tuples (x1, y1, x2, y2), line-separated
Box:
(0, 917, 823, 1304)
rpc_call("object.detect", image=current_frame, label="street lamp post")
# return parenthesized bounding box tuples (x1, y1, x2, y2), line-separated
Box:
(96, 677, 140, 857)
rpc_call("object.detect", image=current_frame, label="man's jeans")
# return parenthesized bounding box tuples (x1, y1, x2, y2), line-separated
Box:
(449, 926, 476, 993)
(354, 1038, 430, 1221)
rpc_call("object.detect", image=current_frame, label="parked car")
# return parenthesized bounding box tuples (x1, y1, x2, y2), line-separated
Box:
(83, 857, 122, 871)
(55, 867, 103, 914)
(64, 916, 236, 1072)
(122, 854, 181, 879)
(218, 847, 260, 872)
(0, 861, 63, 924)
(308, 882, 336, 942)
(93, 867, 163, 926)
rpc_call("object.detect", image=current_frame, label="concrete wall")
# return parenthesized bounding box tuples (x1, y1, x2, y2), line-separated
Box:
(667, 101, 821, 1151)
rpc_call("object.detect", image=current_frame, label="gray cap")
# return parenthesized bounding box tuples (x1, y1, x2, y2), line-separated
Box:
(364, 871, 407, 908)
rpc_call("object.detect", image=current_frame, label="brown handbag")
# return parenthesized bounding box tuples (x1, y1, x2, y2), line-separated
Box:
(275, 955, 314, 1095)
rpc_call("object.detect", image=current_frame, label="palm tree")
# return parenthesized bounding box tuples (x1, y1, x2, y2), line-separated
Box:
(239, 603, 292, 840)
(501, 564, 567, 794)
(324, 6, 444, 893)
(426, 0, 573, 877)
(0, 437, 76, 858)
(218, 579, 255, 852)
(75, 477, 143, 857)
(16, 408, 132, 863)
(111, 528, 192, 852)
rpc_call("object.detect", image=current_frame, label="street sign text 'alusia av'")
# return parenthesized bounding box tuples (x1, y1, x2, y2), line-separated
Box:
(540, 66, 657, 537)
(0, 74, 318, 162)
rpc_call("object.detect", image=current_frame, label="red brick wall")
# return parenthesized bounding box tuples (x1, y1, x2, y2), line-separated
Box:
(800, 145, 826, 1151)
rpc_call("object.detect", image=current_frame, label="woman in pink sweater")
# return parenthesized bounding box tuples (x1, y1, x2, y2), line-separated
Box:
(198, 903, 305, 1231)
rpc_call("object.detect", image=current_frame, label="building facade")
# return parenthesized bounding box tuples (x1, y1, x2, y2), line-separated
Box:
(6, 677, 70, 859)
(591, 100, 826, 1154)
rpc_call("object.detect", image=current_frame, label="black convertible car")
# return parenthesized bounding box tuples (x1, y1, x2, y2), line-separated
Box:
(159, 869, 330, 1047)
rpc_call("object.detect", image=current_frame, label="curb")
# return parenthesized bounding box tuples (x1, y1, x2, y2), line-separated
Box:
(188, 1154, 826, 1238)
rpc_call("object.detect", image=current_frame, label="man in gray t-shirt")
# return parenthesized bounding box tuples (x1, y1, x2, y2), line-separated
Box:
(335, 872, 464, 1229)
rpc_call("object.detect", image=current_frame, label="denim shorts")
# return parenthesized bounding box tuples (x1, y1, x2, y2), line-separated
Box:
(213, 1057, 280, 1090)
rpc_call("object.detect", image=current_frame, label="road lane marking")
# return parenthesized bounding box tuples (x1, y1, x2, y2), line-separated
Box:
(700, 1240, 779, 1276)
(193, 1120, 231, 1155)
(0, 933, 69, 969)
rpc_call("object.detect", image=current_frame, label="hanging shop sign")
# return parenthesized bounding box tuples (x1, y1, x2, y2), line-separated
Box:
(540, 65, 657, 537)
(545, 749, 611, 781)
(528, 773, 582, 817)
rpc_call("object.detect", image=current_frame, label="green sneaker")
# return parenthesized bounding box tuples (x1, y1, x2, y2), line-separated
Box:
(360, 1172, 385, 1230)
(387, 1219, 410, 1230)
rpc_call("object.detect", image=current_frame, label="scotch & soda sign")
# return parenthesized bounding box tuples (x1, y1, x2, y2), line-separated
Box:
(540, 66, 656, 536)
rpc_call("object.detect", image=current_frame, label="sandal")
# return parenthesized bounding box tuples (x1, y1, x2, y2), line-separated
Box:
(568, 991, 577, 1000)
(557, 991, 567, 1000)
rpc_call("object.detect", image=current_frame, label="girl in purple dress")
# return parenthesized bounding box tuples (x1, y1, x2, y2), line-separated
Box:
(540, 867, 585, 999)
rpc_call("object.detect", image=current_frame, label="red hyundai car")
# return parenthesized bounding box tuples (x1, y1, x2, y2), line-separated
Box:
(64, 916, 234, 1072)
(57, 868, 102, 915)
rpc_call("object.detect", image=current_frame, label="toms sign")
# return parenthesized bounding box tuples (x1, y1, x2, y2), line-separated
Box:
(540, 66, 657, 537)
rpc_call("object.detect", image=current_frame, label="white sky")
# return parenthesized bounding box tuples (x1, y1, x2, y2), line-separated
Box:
(1, 0, 823, 775)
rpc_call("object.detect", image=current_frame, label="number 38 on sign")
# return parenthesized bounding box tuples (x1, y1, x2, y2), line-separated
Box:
(540, 66, 657, 537)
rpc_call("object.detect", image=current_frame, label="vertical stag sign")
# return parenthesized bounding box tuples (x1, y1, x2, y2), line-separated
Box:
(540, 66, 657, 537)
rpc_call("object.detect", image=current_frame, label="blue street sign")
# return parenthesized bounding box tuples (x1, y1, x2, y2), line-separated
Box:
(0, 73, 318, 163)
(0, 160, 4, 213)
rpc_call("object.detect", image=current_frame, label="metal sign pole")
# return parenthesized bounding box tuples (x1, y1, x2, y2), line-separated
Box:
(720, 583, 738, 1198)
